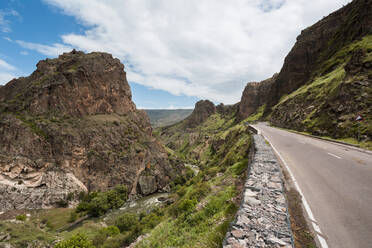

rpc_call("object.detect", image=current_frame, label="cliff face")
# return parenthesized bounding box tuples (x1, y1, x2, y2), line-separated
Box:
(265, 0, 372, 113)
(185, 100, 216, 128)
(0, 51, 180, 210)
(237, 74, 277, 121)
(237, 0, 372, 142)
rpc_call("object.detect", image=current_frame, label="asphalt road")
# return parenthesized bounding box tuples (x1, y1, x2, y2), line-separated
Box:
(252, 123, 372, 248)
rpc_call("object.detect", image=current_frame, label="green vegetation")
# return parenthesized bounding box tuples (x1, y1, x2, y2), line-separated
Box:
(244, 104, 266, 123)
(0, 112, 251, 248)
(276, 65, 345, 106)
(14, 114, 49, 140)
(271, 35, 372, 145)
(76, 185, 128, 217)
(15, 214, 27, 221)
(55, 233, 95, 248)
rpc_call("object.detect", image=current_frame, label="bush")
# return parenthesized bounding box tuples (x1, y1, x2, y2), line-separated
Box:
(56, 199, 69, 208)
(114, 213, 138, 232)
(139, 212, 162, 231)
(76, 185, 128, 217)
(188, 182, 210, 201)
(68, 211, 78, 223)
(93, 226, 120, 246)
(15, 214, 26, 221)
(55, 233, 95, 248)
(171, 198, 197, 217)
(231, 159, 248, 176)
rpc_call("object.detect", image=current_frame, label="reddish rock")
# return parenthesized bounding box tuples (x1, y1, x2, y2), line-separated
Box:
(185, 100, 216, 128)
(0, 51, 182, 210)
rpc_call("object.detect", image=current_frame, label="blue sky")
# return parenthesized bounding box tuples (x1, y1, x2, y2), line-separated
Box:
(0, 0, 351, 109)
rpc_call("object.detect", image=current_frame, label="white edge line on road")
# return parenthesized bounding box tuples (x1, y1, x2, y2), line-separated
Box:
(327, 152, 342, 160)
(261, 132, 329, 248)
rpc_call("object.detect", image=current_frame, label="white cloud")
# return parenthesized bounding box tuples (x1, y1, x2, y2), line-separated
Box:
(0, 59, 17, 85)
(0, 59, 16, 71)
(3, 36, 12, 42)
(31, 0, 352, 103)
(16, 40, 73, 57)
(0, 72, 15, 85)
(0, 10, 20, 33)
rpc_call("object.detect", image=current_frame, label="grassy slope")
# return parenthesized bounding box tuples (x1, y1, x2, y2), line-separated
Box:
(135, 114, 251, 247)
(270, 35, 372, 150)
(0, 113, 251, 248)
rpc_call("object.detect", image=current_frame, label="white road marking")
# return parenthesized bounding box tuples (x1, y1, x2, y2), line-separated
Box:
(327, 152, 342, 160)
(257, 129, 329, 248)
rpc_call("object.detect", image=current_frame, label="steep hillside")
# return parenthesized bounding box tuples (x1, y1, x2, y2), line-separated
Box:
(265, 0, 372, 111)
(238, 0, 372, 147)
(143, 109, 192, 128)
(0, 50, 181, 210)
(133, 100, 252, 247)
(0, 100, 253, 248)
(271, 35, 372, 143)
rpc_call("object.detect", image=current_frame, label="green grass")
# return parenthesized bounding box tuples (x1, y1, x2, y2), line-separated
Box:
(276, 65, 345, 106)
(244, 104, 266, 123)
(320, 35, 372, 76)
(30, 208, 75, 231)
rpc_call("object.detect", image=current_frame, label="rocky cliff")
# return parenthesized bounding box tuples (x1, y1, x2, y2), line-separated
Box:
(237, 74, 277, 121)
(237, 0, 372, 143)
(184, 100, 216, 128)
(0, 50, 180, 210)
(265, 0, 372, 113)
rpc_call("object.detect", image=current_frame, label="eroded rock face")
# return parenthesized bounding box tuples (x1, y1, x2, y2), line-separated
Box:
(185, 100, 216, 128)
(237, 74, 277, 120)
(0, 51, 180, 210)
(265, 0, 372, 112)
(0, 50, 135, 116)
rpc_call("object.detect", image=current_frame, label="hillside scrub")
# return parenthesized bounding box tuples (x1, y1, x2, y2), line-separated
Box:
(19, 112, 251, 248)
(270, 35, 372, 146)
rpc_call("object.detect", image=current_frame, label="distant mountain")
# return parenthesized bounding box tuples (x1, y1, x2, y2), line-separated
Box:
(144, 109, 193, 127)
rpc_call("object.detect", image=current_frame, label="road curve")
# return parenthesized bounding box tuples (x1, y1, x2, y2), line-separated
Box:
(252, 123, 372, 248)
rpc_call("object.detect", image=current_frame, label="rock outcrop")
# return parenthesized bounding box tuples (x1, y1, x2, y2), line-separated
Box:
(185, 100, 216, 128)
(236, 0, 371, 140)
(0, 51, 180, 210)
(264, 0, 372, 113)
(237, 74, 277, 121)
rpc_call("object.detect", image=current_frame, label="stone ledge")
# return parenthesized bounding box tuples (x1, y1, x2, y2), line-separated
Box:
(223, 134, 294, 248)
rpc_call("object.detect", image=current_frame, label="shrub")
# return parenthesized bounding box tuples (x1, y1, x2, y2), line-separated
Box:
(56, 199, 69, 208)
(171, 198, 197, 217)
(114, 213, 138, 232)
(93, 226, 120, 246)
(188, 182, 210, 201)
(76, 185, 128, 217)
(139, 212, 162, 231)
(54, 233, 95, 248)
(204, 197, 223, 217)
(231, 159, 248, 176)
(15, 214, 26, 221)
(68, 211, 78, 223)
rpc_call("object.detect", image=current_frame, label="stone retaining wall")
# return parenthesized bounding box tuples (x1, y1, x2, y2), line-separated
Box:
(224, 134, 294, 248)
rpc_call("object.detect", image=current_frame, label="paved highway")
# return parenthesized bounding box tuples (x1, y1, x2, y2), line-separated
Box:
(253, 123, 372, 248)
